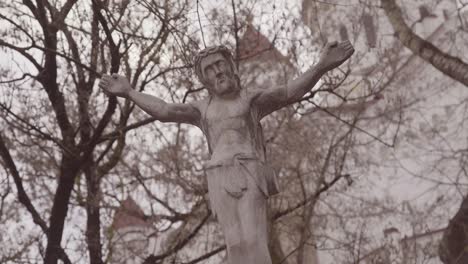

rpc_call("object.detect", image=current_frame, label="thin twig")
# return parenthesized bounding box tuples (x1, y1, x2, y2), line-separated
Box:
(143, 212, 211, 264)
(308, 100, 394, 147)
(183, 245, 226, 264)
(273, 173, 348, 220)
(0, 73, 34, 84)
(231, 0, 240, 69)
(196, 0, 206, 48)
(0, 103, 76, 156)
(183, 87, 205, 103)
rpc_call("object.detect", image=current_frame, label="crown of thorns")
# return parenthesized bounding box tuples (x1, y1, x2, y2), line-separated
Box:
(194, 45, 237, 83)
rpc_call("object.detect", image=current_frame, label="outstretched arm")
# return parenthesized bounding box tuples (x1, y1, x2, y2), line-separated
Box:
(253, 41, 354, 118)
(99, 74, 201, 125)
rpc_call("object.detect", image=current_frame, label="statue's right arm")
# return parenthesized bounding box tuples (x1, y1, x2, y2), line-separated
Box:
(99, 74, 201, 125)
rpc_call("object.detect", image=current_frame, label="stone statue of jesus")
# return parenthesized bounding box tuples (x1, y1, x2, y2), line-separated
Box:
(99, 41, 354, 264)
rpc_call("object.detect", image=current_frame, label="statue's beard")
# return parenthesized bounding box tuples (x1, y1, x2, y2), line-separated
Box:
(212, 74, 238, 96)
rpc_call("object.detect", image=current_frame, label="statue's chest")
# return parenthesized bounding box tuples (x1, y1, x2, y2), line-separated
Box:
(205, 99, 251, 122)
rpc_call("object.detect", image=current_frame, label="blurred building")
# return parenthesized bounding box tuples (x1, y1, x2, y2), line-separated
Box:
(300, 1, 465, 263)
(237, 21, 296, 90)
(110, 197, 170, 264)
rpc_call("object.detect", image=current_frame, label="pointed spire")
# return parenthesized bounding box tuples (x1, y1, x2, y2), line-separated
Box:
(238, 21, 293, 68)
(112, 196, 151, 230)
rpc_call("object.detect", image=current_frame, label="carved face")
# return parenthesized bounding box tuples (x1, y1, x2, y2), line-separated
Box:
(201, 53, 239, 97)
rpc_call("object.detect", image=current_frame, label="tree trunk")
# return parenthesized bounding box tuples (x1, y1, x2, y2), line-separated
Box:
(439, 194, 468, 264)
(44, 156, 79, 264)
(269, 224, 288, 264)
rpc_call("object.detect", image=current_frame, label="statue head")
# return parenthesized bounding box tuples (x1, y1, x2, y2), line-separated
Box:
(194, 45, 240, 97)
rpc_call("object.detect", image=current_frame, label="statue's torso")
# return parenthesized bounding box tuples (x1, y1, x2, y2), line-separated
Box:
(200, 93, 265, 165)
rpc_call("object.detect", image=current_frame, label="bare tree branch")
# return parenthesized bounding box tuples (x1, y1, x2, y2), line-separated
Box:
(381, 0, 468, 87)
(0, 133, 72, 264)
(0, 133, 48, 231)
(143, 212, 211, 264)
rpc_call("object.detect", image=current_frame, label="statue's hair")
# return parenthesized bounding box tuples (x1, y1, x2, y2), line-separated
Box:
(193, 45, 238, 85)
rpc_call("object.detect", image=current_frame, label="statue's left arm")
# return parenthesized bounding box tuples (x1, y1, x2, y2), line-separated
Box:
(252, 41, 354, 118)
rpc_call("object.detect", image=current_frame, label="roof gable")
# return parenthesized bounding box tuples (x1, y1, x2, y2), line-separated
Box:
(112, 196, 151, 230)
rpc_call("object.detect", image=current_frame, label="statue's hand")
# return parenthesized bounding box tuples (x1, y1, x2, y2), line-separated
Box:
(317, 40, 354, 72)
(99, 73, 132, 98)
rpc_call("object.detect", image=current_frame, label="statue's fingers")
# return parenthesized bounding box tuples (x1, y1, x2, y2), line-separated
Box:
(99, 80, 109, 88)
(328, 41, 338, 48)
(100, 85, 111, 95)
(100, 76, 110, 84)
(341, 39, 352, 45)
(339, 44, 349, 51)
(344, 46, 354, 55)
(339, 41, 351, 49)
(99, 81, 108, 90)
(100, 87, 111, 96)
(345, 45, 354, 52)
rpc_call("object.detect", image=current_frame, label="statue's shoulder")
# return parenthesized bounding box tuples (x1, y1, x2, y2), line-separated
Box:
(188, 97, 210, 112)
(245, 88, 264, 102)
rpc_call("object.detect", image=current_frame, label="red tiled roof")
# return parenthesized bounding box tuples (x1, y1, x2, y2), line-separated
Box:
(238, 24, 292, 67)
(111, 197, 151, 230)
